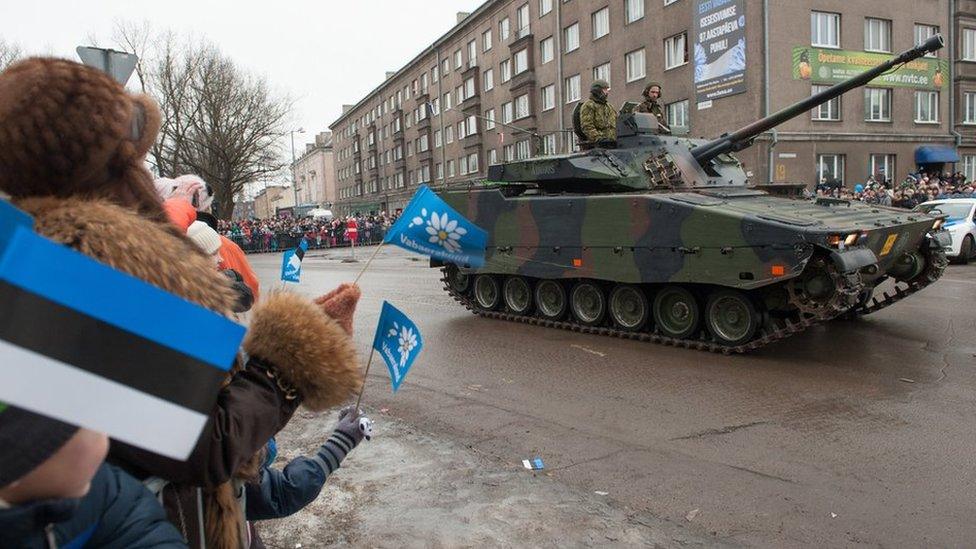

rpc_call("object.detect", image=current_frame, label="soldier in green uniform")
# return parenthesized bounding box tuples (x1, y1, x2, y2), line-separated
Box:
(578, 79, 618, 148)
(636, 82, 671, 134)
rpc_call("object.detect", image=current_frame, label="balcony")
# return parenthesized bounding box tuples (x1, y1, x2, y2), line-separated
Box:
(417, 148, 433, 162)
(416, 115, 431, 129)
(460, 92, 481, 111)
(509, 70, 536, 92)
(415, 90, 430, 105)
(462, 132, 483, 149)
(509, 26, 533, 48)
(462, 62, 479, 78)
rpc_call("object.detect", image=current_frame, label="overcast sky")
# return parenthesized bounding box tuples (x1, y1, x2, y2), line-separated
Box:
(3, 0, 484, 151)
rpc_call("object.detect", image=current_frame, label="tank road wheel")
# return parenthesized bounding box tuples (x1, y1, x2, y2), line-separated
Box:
(570, 281, 606, 326)
(609, 284, 649, 331)
(535, 280, 568, 320)
(503, 276, 533, 315)
(473, 275, 501, 310)
(653, 286, 700, 339)
(446, 265, 471, 294)
(705, 290, 760, 346)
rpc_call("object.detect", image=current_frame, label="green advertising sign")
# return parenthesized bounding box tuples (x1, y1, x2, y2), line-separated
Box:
(792, 47, 948, 89)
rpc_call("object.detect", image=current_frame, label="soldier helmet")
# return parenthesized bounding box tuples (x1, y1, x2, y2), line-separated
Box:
(591, 79, 611, 91)
(642, 82, 663, 98)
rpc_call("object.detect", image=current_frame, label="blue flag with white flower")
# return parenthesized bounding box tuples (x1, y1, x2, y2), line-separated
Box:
(280, 238, 309, 283)
(372, 301, 423, 392)
(383, 185, 488, 268)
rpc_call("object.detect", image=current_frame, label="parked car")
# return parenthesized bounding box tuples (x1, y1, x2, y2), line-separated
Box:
(915, 198, 976, 264)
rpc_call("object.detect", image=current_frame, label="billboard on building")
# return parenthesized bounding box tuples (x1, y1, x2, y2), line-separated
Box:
(693, 0, 747, 110)
(792, 48, 948, 89)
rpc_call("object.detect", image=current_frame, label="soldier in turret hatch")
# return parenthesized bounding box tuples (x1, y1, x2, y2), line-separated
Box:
(636, 82, 671, 134)
(577, 79, 618, 148)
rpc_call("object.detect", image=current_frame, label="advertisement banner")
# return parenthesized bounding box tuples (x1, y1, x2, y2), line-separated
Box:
(693, 0, 747, 109)
(792, 47, 948, 89)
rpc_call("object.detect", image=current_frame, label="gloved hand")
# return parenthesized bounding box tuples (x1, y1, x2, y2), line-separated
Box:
(315, 406, 373, 475)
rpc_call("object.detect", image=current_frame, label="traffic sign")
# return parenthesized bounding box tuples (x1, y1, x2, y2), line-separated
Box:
(76, 46, 138, 86)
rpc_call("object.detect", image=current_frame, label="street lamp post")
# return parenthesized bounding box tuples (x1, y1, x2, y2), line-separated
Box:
(289, 128, 305, 213)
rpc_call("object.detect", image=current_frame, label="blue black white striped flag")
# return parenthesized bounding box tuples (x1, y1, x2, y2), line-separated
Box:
(0, 200, 245, 460)
(281, 237, 309, 283)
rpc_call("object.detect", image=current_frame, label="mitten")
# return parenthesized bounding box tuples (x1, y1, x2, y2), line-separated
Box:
(314, 406, 372, 474)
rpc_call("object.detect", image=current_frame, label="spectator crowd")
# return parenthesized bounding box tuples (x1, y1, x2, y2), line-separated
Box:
(218, 212, 400, 254)
(814, 170, 975, 208)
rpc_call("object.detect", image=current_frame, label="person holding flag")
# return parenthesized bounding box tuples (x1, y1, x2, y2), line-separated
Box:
(0, 57, 369, 549)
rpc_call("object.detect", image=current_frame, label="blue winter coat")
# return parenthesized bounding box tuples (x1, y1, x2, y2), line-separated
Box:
(0, 464, 185, 548)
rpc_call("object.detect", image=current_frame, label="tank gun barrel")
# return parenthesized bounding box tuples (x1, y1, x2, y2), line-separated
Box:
(690, 35, 945, 166)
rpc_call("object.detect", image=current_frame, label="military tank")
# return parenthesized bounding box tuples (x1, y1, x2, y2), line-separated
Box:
(432, 35, 951, 353)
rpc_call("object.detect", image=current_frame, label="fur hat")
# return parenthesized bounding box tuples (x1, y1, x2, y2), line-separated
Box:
(187, 221, 222, 256)
(0, 57, 164, 220)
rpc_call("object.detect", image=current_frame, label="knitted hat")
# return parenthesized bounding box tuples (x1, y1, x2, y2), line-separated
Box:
(0, 404, 78, 488)
(154, 177, 179, 200)
(174, 174, 214, 213)
(187, 221, 222, 256)
(0, 58, 165, 220)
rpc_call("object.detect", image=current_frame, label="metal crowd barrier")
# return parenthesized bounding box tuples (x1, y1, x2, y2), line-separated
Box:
(223, 227, 389, 254)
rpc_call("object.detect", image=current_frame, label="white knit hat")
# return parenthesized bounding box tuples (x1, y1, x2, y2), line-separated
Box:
(187, 221, 221, 256)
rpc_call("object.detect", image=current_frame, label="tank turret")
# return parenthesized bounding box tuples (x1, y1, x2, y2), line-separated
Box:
(488, 35, 944, 193)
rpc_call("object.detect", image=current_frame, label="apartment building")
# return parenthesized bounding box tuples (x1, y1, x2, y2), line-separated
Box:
(331, 0, 962, 214)
(291, 131, 337, 212)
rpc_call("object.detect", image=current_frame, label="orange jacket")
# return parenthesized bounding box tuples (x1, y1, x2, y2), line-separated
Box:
(163, 198, 261, 301)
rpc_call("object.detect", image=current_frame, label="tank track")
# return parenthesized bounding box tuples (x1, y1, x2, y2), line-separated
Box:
(850, 245, 948, 317)
(439, 268, 835, 355)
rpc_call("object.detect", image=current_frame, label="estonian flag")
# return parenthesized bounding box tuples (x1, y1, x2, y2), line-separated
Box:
(0, 201, 244, 460)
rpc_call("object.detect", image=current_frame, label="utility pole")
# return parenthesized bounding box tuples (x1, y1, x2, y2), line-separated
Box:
(290, 128, 305, 214)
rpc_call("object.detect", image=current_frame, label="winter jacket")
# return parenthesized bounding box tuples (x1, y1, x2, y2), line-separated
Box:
(18, 196, 362, 549)
(579, 95, 618, 142)
(0, 464, 185, 548)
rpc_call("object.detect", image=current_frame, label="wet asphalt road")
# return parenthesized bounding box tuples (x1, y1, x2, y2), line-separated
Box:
(250, 246, 975, 547)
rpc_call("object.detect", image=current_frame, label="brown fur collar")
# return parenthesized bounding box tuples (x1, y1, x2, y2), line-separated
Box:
(16, 196, 238, 314)
(245, 291, 362, 411)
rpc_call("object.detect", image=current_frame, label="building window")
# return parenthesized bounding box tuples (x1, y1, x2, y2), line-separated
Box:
(445, 126, 454, 144)
(442, 58, 450, 74)
(812, 11, 840, 48)
(434, 130, 442, 147)
(502, 101, 514, 123)
(564, 22, 580, 52)
(811, 85, 841, 120)
(485, 108, 496, 129)
(457, 120, 467, 139)
(500, 17, 511, 41)
(420, 73, 429, 93)
(483, 29, 492, 51)
(453, 49, 462, 70)
(431, 97, 440, 115)
(664, 33, 687, 70)
(467, 152, 479, 173)
(626, 48, 646, 82)
(592, 7, 610, 40)
(466, 115, 478, 136)
(443, 92, 452, 111)
(864, 18, 891, 53)
(964, 155, 976, 181)
(515, 94, 530, 119)
(432, 65, 439, 83)
(864, 88, 891, 121)
(468, 40, 477, 68)
(869, 154, 895, 183)
(964, 29, 976, 61)
(464, 77, 476, 100)
(565, 74, 581, 102)
(455, 85, 463, 104)
(625, 0, 644, 23)
(504, 144, 515, 161)
(447, 160, 456, 178)
(516, 4, 530, 38)
(516, 140, 531, 160)
(965, 92, 976, 124)
(915, 91, 939, 123)
(666, 99, 688, 128)
(541, 84, 555, 111)
(484, 68, 494, 91)
(540, 0, 553, 16)
(540, 36, 554, 64)
(542, 133, 557, 155)
(436, 162, 444, 180)
(817, 154, 845, 186)
(914, 24, 938, 58)
(514, 49, 529, 74)
(501, 59, 512, 82)
(592, 62, 611, 84)
(488, 149, 498, 165)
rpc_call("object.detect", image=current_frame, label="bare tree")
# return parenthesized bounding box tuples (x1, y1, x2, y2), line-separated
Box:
(98, 21, 292, 219)
(0, 38, 23, 71)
